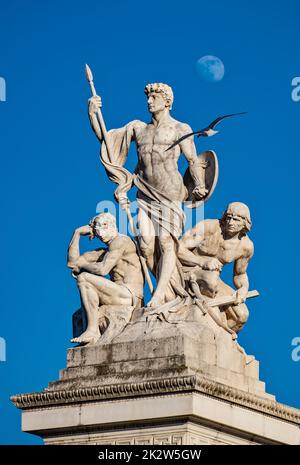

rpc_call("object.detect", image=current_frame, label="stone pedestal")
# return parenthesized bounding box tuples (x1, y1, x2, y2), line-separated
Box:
(11, 316, 300, 445)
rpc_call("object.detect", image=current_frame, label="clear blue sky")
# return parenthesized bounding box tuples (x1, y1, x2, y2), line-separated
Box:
(0, 0, 299, 444)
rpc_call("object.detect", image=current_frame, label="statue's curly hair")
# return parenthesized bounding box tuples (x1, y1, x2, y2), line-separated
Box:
(144, 83, 174, 109)
(89, 212, 116, 230)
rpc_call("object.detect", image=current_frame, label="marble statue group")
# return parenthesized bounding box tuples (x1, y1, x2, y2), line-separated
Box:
(11, 66, 300, 449)
(68, 68, 257, 348)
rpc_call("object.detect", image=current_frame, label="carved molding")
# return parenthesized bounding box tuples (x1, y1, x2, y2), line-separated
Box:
(11, 375, 300, 425)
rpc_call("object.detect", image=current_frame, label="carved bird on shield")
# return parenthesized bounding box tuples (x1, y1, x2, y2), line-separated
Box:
(165, 112, 247, 152)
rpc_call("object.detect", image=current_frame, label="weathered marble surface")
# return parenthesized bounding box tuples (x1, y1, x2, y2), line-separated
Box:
(11, 326, 300, 445)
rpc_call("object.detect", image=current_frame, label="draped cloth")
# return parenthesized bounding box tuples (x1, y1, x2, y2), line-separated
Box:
(100, 122, 189, 304)
(134, 174, 185, 239)
(134, 174, 188, 302)
(100, 124, 135, 202)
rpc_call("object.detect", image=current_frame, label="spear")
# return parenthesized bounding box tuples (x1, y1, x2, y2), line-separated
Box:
(85, 64, 154, 294)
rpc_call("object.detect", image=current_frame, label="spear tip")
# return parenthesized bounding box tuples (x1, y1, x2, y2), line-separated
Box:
(85, 64, 93, 82)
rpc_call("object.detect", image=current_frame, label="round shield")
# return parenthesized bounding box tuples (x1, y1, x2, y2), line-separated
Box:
(183, 150, 219, 208)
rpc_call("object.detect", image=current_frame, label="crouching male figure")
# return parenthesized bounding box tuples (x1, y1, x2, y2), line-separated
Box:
(67, 212, 144, 345)
(178, 202, 254, 334)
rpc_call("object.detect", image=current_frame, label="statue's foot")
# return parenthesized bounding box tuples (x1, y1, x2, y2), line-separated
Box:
(71, 329, 100, 345)
(146, 294, 165, 308)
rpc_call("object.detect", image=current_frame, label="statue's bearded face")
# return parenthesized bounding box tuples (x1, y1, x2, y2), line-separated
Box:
(147, 91, 167, 114)
(93, 218, 116, 243)
(224, 213, 245, 237)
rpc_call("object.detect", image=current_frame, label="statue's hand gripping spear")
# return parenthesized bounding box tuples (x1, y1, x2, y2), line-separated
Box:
(85, 64, 154, 295)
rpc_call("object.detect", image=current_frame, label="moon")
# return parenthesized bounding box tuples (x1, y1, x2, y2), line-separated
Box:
(196, 55, 225, 82)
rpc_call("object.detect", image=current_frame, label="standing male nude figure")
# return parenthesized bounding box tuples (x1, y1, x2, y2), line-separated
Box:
(88, 83, 207, 307)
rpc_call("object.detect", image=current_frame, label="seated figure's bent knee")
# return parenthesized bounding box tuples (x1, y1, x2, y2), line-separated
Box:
(227, 304, 249, 333)
(236, 303, 249, 324)
(77, 272, 90, 285)
(202, 272, 219, 298)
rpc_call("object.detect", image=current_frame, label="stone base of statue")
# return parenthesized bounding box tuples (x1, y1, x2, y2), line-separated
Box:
(11, 305, 300, 445)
